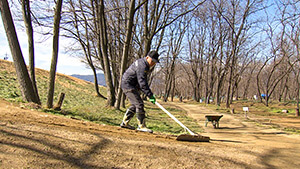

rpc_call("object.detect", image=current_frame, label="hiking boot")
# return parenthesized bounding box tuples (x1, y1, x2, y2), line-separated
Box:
(120, 109, 135, 130)
(120, 121, 135, 130)
(137, 113, 153, 133)
(137, 125, 153, 133)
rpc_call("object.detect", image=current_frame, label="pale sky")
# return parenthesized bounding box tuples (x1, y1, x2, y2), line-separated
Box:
(0, 16, 93, 75)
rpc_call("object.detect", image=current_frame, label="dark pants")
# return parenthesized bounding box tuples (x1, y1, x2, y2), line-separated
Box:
(123, 89, 145, 114)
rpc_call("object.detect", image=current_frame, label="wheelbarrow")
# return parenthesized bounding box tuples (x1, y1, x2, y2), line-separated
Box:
(205, 115, 223, 128)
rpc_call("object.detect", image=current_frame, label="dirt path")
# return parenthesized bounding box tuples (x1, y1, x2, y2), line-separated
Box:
(171, 102, 300, 168)
(1, 99, 300, 168)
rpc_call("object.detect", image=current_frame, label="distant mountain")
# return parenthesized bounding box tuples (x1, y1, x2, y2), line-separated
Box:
(71, 73, 106, 86)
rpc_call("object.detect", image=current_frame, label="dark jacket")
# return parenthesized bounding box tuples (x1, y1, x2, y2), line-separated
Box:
(121, 58, 153, 97)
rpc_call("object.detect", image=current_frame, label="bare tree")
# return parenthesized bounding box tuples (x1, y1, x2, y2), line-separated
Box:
(162, 17, 187, 102)
(242, 60, 256, 100)
(115, 0, 138, 109)
(278, 0, 300, 108)
(181, 10, 207, 102)
(97, 0, 115, 106)
(213, 1, 230, 106)
(0, 0, 40, 104)
(257, 29, 295, 106)
(140, 0, 205, 57)
(187, 27, 205, 102)
(47, 0, 64, 108)
(211, 0, 265, 107)
(64, 0, 106, 99)
(255, 1, 299, 106)
(204, 4, 219, 104)
(21, 0, 40, 104)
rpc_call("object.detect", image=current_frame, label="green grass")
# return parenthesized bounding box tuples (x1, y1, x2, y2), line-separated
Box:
(0, 60, 203, 135)
(199, 99, 300, 134)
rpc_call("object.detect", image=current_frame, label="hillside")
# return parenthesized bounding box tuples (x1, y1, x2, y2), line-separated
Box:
(0, 59, 202, 135)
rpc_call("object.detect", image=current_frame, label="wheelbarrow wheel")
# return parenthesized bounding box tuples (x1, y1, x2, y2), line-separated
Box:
(212, 121, 217, 128)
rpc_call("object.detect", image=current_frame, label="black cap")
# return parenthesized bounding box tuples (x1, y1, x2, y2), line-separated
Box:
(148, 50, 159, 63)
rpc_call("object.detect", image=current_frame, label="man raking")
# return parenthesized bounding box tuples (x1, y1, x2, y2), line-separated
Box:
(120, 50, 159, 133)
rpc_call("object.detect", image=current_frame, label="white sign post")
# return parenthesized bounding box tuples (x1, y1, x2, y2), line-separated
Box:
(243, 107, 249, 118)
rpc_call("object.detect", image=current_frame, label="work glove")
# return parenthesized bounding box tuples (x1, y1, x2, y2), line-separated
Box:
(149, 95, 156, 104)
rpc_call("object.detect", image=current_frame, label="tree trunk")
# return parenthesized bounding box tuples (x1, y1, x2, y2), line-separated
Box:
(22, 0, 40, 104)
(53, 92, 65, 111)
(216, 71, 227, 106)
(81, 0, 106, 99)
(47, 0, 63, 108)
(163, 70, 174, 102)
(0, 0, 40, 104)
(98, 0, 115, 106)
(226, 63, 234, 108)
(208, 66, 215, 103)
(121, 93, 126, 108)
(115, 0, 136, 109)
(243, 66, 255, 100)
(295, 69, 300, 110)
(92, 67, 106, 99)
(170, 74, 175, 102)
(163, 53, 176, 102)
(216, 80, 223, 106)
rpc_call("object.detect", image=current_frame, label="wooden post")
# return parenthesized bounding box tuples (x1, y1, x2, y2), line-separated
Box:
(296, 108, 299, 117)
(53, 92, 65, 111)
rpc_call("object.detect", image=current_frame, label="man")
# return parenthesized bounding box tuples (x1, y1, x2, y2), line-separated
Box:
(120, 50, 159, 133)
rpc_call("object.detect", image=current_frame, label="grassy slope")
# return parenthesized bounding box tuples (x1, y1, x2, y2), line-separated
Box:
(0, 59, 203, 135)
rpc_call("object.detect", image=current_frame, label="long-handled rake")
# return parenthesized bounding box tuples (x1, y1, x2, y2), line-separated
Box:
(155, 102, 210, 142)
